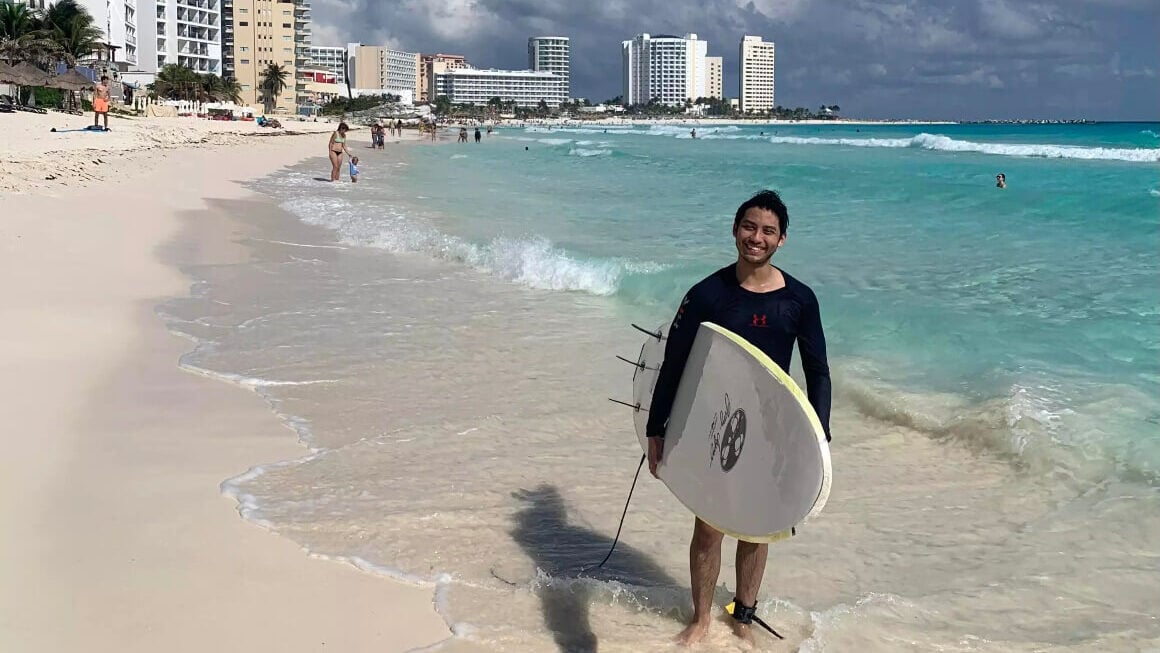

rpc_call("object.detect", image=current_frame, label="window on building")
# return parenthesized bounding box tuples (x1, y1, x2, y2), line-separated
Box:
(282, 22, 291, 28)
(240, 46, 249, 52)
(240, 59, 250, 64)
(239, 20, 248, 25)
(239, 7, 248, 12)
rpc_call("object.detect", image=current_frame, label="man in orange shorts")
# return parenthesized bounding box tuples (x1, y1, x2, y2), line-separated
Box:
(93, 75, 110, 131)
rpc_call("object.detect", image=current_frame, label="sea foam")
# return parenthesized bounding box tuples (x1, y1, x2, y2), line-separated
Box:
(767, 132, 1160, 162)
(280, 197, 644, 296)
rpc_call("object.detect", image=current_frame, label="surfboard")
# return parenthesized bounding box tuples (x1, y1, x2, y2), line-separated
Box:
(632, 321, 832, 542)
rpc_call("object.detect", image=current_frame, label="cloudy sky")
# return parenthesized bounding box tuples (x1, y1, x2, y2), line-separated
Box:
(312, 0, 1158, 120)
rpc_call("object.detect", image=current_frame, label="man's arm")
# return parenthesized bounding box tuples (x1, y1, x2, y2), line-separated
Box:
(645, 289, 708, 439)
(798, 295, 833, 442)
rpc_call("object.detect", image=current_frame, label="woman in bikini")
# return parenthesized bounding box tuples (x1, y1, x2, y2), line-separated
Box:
(328, 122, 351, 182)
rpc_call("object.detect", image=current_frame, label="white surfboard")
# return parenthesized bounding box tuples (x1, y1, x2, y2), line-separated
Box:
(633, 322, 832, 542)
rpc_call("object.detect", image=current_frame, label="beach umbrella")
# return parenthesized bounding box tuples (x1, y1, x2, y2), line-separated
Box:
(46, 69, 93, 91)
(0, 61, 19, 84)
(9, 61, 50, 86)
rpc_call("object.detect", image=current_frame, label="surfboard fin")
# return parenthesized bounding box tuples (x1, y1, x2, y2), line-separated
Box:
(608, 398, 645, 412)
(725, 600, 785, 640)
(615, 355, 658, 371)
(630, 323, 664, 341)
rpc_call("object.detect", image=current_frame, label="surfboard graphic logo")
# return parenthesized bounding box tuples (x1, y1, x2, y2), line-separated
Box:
(708, 394, 747, 472)
(720, 408, 747, 472)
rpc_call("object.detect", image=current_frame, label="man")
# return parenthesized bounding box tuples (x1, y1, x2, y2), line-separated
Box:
(93, 76, 111, 131)
(646, 189, 832, 646)
(996, 173, 1006, 188)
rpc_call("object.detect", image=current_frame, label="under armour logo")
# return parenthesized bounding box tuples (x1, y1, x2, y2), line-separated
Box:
(752, 314, 767, 327)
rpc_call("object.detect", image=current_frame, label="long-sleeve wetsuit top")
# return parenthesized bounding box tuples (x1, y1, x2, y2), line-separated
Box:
(645, 264, 832, 441)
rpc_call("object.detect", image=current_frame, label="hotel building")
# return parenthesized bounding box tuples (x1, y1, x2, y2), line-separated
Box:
(137, 0, 221, 74)
(346, 43, 421, 102)
(420, 53, 469, 102)
(223, 0, 312, 112)
(54, 0, 139, 68)
(436, 68, 566, 108)
(706, 56, 722, 99)
(527, 36, 570, 98)
(739, 35, 775, 113)
(621, 33, 708, 106)
(308, 45, 345, 80)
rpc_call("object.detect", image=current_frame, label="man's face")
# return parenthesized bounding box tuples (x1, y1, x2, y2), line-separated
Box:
(733, 207, 786, 266)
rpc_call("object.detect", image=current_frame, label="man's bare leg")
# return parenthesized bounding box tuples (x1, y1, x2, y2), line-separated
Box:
(729, 540, 769, 641)
(677, 518, 723, 646)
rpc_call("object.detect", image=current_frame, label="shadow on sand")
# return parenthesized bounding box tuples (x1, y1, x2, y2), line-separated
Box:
(509, 484, 685, 653)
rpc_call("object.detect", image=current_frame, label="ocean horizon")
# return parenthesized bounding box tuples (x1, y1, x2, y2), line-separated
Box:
(161, 120, 1160, 651)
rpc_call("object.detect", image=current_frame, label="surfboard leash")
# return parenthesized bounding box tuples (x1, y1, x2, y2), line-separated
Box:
(591, 453, 646, 570)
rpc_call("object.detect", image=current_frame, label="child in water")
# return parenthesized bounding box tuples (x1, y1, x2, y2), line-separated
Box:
(349, 156, 360, 183)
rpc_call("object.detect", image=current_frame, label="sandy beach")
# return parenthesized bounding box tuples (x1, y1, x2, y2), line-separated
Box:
(0, 116, 457, 651)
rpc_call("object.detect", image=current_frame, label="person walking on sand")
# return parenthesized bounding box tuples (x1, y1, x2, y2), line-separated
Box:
(647, 189, 832, 647)
(92, 75, 111, 130)
(474, 127, 481, 143)
(328, 122, 351, 182)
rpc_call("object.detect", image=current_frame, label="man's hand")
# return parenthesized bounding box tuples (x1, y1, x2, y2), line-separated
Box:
(647, 436, 664, 478)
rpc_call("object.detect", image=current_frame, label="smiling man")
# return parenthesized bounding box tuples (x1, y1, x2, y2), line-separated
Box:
(645, 189, 832, 645)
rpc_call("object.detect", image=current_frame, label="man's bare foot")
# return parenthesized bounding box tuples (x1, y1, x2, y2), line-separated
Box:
(676, 619, 711, 646)
(729, 619, 756, 646)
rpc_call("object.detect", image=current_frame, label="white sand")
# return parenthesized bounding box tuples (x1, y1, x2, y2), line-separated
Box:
(0, 122, 455, 651)
(0, 111, 347, 193)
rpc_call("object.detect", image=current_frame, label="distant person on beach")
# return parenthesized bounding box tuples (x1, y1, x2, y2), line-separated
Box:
(996, 173, 1006, 188)
(349, 156, 360, 183)
(92, 76, 110, 130)
(647, 190, 831, 647)
(474, 127, 481, 143)
(690, 128, 697, 139)
(328, 122, 350, 182)
(458, 127, 468, 143)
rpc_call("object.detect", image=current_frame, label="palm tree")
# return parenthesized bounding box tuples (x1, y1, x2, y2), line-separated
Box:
(219, 77, 242, 104)
(41, 0, 100, 66)
(0, 2, 38, 40)
(149, 63, 200, 100)
(258, 63, 289, 113)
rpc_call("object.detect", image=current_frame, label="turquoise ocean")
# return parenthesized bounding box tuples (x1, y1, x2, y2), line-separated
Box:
(164, 122, 1160, 651)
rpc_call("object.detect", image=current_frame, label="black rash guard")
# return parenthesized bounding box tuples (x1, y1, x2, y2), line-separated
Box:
(645, 264, 832, 441)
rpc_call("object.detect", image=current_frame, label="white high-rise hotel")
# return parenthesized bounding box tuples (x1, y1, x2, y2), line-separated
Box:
(140, 0, 223, 74)
(528, 36, 570, 98)
(621, 33, 708, 106)
(739, 35, 775, 113)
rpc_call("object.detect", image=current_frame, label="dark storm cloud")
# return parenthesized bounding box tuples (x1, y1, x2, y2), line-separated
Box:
(312, 0, 1158, 120)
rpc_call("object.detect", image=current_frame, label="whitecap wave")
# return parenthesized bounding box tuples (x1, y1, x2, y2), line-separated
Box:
(567, 147, 611, 157)
(279, 197, 653, 296)
(768, 132, 1160, 162)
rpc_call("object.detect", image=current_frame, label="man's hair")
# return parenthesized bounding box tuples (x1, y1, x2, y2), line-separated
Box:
(733, 190, 789, 234)
(100, 75, 108, 81)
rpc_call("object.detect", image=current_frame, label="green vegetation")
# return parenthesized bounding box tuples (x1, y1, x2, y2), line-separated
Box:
(320, 93, 401, 115)
(258, 63, 289, 113)
(0, 0, 101, 67)
(147, 64, 242, 103)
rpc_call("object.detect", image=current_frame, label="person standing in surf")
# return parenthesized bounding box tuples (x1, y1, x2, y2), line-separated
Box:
(646, 189, 832, 646)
